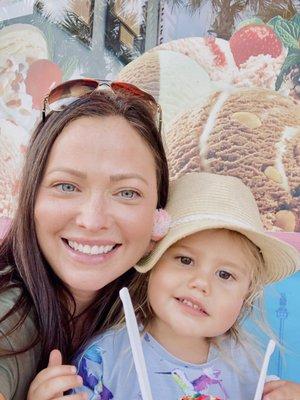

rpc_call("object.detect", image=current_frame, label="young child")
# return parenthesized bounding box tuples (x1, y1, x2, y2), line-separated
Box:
(72, 172, 299, 400)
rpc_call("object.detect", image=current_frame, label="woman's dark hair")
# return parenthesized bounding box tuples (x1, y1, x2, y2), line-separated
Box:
(0, 90, 169, 369)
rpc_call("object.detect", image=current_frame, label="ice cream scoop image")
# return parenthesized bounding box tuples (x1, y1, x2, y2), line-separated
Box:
(117, 49, 215, 130)
(166, 88, 300, 232)
(149, 36, 238, 84)
(0, 23, 48, 61)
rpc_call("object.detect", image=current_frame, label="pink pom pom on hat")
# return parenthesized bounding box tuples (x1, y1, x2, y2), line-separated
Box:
(151, 208, 171, 241)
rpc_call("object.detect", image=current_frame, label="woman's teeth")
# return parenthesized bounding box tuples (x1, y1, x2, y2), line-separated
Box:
(68, 240, 115, 255)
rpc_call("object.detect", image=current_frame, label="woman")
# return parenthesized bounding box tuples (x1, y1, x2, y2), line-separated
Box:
(0, 80, 169, 399)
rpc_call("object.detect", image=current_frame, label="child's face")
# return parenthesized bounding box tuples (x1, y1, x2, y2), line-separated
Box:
(147, 229, 252, 346)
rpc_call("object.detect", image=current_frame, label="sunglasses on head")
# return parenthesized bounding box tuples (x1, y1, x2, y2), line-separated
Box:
(42, 78, 162, 133)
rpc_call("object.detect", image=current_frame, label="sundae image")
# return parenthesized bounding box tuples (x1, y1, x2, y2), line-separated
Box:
(165, 87, 300, 232)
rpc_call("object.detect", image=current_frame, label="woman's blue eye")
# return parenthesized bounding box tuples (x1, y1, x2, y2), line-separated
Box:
(57, 183, 76, 192)
(120, 190, 138, 199)
(218, 270, 233, 280)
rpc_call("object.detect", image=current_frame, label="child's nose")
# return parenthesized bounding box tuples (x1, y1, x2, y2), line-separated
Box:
(188, 273, 211, 295)
(75, 195, 113, 232)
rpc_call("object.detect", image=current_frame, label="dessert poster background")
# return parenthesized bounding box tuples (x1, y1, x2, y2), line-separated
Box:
(0, 0, 299, 382)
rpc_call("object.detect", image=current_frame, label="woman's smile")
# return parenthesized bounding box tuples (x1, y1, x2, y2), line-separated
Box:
(62, 237, 121, 264)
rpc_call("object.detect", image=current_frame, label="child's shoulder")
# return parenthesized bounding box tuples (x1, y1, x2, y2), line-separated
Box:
(89, 325, 129, 348)
(225, 334, 263, 371)
(74, 325, 129, 364)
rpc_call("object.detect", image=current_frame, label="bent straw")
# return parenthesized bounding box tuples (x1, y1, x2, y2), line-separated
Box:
(119, 287, 153, 400)
(253, 339, 276, 400)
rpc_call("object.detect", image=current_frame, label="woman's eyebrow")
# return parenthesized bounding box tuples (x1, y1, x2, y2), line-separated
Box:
(47, 167, 86, 178)
(109, 173, 149, 185)
(46, 170, 149, 185)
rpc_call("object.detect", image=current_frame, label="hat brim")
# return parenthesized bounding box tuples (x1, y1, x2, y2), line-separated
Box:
(136, 218, 299, 284)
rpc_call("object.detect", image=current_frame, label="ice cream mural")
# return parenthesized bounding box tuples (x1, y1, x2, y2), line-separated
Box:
(117, 14, 300, 237)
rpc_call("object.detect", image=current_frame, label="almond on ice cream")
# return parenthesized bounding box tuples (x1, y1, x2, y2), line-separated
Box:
(166, 87, 300, 232)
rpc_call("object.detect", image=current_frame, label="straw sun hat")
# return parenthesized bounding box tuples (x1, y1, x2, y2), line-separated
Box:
(136, 172, 299, 283)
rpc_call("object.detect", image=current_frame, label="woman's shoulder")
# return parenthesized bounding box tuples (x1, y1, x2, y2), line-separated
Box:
(0, 283, 38, 349)
(0, 285, 25, 328)
(225, 334, 263, 374)
(0, 284, 41, 400)
(0, 285, 22, 316)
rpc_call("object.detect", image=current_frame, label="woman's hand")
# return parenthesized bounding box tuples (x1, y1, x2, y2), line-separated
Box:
(263, 379, 300, 399)
(27, 349, 87, 400)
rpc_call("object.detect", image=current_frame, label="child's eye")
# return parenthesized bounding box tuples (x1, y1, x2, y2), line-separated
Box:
(118, 189, 140, 199)
(176, 256, 193, 266)
(218, 270, 234, 280)
(55, 183, 77, 192)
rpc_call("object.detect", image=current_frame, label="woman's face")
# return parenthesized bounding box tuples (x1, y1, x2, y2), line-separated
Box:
(34, 115, 158, 309)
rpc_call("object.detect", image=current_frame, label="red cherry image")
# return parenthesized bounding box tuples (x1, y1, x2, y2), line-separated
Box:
(25, 59, 62, 110)
(229, 24, 282, 67)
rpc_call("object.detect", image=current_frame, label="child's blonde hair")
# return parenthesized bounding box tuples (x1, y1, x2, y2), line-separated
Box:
(223, 229, 266, 341)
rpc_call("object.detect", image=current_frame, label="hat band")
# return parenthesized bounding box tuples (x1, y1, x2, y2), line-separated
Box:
(170, 213, 261, 232)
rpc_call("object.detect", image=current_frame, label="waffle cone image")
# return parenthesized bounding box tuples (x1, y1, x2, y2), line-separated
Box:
(166, 88, 300, 232)
(117, 49, 215, 129)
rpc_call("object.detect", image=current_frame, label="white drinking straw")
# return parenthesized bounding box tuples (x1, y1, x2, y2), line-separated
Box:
(253, 339, 276, 400)
(119, 287, 153, 400)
